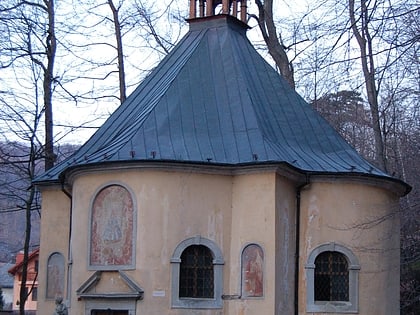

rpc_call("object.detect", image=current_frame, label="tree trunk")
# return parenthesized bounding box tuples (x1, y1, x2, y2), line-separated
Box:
(19, 140, 37, 315)
(18, 191, 34, 315)
(255, 0, 295, 89)
(44, 0, 56, 171)
(108, 0, 127, 104)
(349, 0, 387, 171)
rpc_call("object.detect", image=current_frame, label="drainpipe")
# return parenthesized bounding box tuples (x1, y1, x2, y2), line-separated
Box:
(61, 180, 73, 308)
(295, 176, 309, 315)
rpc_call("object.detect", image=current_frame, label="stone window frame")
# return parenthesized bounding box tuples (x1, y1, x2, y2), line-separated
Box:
(305, 242, 360, 313)
(170, 236, 224, 309)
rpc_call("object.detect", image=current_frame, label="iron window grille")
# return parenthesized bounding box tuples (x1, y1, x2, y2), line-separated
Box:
(314, 251, 349, 301)
(180, 245, 214, 298)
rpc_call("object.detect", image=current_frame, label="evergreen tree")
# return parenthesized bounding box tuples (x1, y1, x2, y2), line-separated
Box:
(0, 287, 4, 310)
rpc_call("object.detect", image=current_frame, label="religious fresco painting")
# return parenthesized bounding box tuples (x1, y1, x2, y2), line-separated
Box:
(90, 185, 134, 268)
(241, 244, 264, 298)
(46, 252, 65, 299)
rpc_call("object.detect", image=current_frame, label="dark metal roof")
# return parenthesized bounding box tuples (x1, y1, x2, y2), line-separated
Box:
(35, 15, 401, 185)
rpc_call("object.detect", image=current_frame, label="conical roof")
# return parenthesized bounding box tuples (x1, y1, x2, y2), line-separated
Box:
(35, 15, 403, 188)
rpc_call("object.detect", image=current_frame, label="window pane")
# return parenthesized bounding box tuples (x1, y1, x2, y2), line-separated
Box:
(179, 245, 214, 298)
(314, 251, 349, 301)
(314, 274, 331, 301)
(32, 287, 38, 301)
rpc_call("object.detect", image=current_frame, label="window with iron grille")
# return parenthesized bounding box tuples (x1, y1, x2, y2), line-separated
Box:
(306, 243, 359, 313)
(180, 245, 214, 298)
(314, 251, 349, 301)
(171, 236, 223, 309)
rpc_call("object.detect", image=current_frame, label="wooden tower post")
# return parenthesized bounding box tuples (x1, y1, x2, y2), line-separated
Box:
(189, 0, 247, 22)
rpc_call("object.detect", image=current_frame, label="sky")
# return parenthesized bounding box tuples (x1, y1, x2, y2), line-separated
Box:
(0, 0, 315, 146)
(1, 0, 355, 147)
(49, 0, 288, 145)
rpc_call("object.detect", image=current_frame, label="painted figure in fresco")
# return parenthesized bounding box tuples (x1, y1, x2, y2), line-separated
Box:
(49, 265, 61, 297)
(90, 185, 134, 267)
(243, 244, 264, 297)
(103, 215, 122, 243)
(53, 297, 68, 315)
(47, 253, 65, 299)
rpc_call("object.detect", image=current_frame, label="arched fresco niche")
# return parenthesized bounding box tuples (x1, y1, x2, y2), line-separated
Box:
(89, 184, 135, 269)
(46, 252, 65, 299)
(241, 243, 264, 298)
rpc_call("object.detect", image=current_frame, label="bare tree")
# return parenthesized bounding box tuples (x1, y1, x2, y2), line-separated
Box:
(75, 0, 180, 106)
(348, 0, 386, 170)
(311, 90, 374, 159)
(107, 0, 127, 103)
(43, 0, 57, 171)
(0, 1, 58, 313)
(0, 76, 43, 315)
(105, 0, 179, 103)
(253, 0, 295, 88)
(133, 0, 179, 56)
(0, 0, 57, 171)
(267, 2, 418, 312)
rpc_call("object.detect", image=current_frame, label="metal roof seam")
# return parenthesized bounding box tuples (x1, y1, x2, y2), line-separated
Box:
(33, 16, 399, 185)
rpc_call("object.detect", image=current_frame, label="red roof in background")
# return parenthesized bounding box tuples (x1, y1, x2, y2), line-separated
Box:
(8, 248, 39, 275)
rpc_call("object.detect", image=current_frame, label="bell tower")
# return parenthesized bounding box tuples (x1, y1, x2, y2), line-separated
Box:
(189, 0, 247, 23)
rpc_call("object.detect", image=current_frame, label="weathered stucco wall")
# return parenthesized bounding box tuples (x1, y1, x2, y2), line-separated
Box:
(38, 168, 294, 315)
(226, 172, 277, 315)
(299, 180, 400, 315)
(37, 168, 401, 315)
(37, 187, 71, 315)
(275, 175, 297, 314)
(69, 169, 232, 314)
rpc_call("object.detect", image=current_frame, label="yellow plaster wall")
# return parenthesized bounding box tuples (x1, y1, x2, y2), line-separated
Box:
(225, 172, 277, 315)
(298, 181, 400, 315)
(37, 169, 401, 315)
(37, 187, 71, 315)
(275, 175, 298, 314)
(64, 169, 281, 315)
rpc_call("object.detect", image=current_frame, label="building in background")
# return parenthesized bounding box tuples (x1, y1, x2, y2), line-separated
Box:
(33, 1, 410, 314)
(8, 249, 39, 313)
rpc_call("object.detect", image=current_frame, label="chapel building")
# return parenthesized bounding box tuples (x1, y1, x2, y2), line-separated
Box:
(34, 1, 410, 314)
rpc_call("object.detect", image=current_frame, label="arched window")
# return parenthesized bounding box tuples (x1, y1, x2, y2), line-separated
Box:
(171, 236, 223, 309)
(314, 251, 349, 301)
(46, 252, 65, 299)
(305, 243, 360, 313)
(180, 245, 214, 298)
(241, 244, 264, 298)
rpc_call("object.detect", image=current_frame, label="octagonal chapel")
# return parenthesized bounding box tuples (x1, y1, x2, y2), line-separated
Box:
(34, 1, 410, 314)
